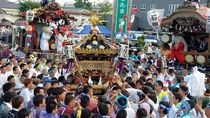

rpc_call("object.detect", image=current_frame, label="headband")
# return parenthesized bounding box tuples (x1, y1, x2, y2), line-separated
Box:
(180, 100, 191, 112)
(116, 93, 129, 109)
(36, 64, 41, 69)
(47, 68, 56, 75)
(159, 103, 170, 113)
(43, 80, 51, 86)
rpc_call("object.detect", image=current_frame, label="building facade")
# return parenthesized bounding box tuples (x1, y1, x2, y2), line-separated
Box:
(132, 0, 206, 31)
(0, 0, 19, 26)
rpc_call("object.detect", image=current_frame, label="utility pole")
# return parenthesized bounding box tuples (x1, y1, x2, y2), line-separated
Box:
(84, 0, 86, 8)
(111, 0, 117, 42)
(94, 1, 96, 12)
(208, 0, 210, 7)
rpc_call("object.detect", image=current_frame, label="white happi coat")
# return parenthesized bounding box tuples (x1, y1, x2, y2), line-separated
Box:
(40, 32, 50, 51)
(55, 34, 67, 53)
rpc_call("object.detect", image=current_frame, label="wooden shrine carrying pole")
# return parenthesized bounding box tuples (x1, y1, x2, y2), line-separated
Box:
(73, 60, 87, 85)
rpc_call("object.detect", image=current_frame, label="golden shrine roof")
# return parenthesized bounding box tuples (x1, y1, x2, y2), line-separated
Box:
(74, 30, 119, 56)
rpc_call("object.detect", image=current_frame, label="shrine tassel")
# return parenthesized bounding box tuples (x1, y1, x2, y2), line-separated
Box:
(66, 59, 73, 73)
(98, 76, 102, 85)
(88, 76, 93, 85)
(118, 60, 124, 74)
(110, 58, 114, 68)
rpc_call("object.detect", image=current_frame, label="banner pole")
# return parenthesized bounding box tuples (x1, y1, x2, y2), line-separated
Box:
(111, 0, 117, 42)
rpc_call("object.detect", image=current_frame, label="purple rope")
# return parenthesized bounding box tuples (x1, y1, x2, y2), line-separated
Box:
(110, 58, 114, 68)
(66, 59, 70, 73)
(69, 62, 73, 72)
(118, 60, 124, 74)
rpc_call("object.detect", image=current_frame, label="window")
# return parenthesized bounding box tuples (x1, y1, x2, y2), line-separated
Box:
(132, 5, 137, 10)
(150, 5, 156, 10)
(168, 4, 181, 14)
(132, 5, 137, 9)
(140, 5, 146, 12)
(200, 4, 206, 7)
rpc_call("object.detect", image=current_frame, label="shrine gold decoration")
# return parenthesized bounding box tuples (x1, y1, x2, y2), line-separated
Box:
(89, 13, 100, 27)
(79, 61, 111, 72)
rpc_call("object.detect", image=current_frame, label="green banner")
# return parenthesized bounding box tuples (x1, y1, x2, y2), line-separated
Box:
(115, 0, 129, 33)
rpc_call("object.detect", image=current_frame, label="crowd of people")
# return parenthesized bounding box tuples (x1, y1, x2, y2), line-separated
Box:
(0, 44, 209, 118)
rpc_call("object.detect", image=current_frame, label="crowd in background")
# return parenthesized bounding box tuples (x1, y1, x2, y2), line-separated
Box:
(0, 39, 209, 118)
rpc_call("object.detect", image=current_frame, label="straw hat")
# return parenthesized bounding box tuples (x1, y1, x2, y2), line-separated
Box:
(51, 43, 56, 50)
(32, 51, 38, 55)
(25, 25, 32, 31)
(42, 26, 49, 33)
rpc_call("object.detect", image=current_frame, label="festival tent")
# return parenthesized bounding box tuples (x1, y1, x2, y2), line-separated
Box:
(76, 25, 111, 34)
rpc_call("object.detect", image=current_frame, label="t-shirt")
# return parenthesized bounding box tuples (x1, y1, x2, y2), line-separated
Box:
(125, 107, 135, 118)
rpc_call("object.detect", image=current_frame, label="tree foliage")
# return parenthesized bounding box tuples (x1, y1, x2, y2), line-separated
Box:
(97, 1, 112, 26)
(137, 35, 146, 50)
(74, 0, 93, 11)
(19, 0, 41, 12)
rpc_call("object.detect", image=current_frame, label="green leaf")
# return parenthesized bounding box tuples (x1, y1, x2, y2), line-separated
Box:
(18, 0, 41, 12)
(74, 0, 93, 11)
(137, 35, 146, 50)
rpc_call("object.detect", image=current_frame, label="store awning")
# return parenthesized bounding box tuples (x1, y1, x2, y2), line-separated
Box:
(76, 25, 111, 34)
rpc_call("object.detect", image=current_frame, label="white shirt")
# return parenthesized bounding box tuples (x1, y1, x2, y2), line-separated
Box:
(15, 77, 24, 89)
(167, 74, 175, 82)
(34, 70, 41, 78)
(29, 68, 35, 78)
(157, 74, 165, 83)
(169, 104, 178, 118)
(184, 75, 190, 83)
(141, 53, 147, 59)
(6, 71, 13, 77)
(0, 72, 8, 83)
(125, 107, 136, 118)
(20, 88, 31, 108)
(126, 88, 142, 103)
(45, 66, 50, 72)
(4, 102, 12, 109)
(54, 72, 60, 79)
(0, 72, 8, 93)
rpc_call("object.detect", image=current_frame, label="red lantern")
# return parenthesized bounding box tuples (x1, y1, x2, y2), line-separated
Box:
(132, 8, 138, 14)
(55, 10, 62, 15)
(118, 28, 123, 33)
(127, 26, 131, 31)
(68, 32, 72, 37)
(62, 42, 65, 47)
(46, 16, 53, 22)
(61, 27, 68, 32)
(124, 37, 128, 42)
(128, 22, 132, 26)
(21, 12, 26, 15)
(54, 29, 59, 35)
(123, 14, 128, 19)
